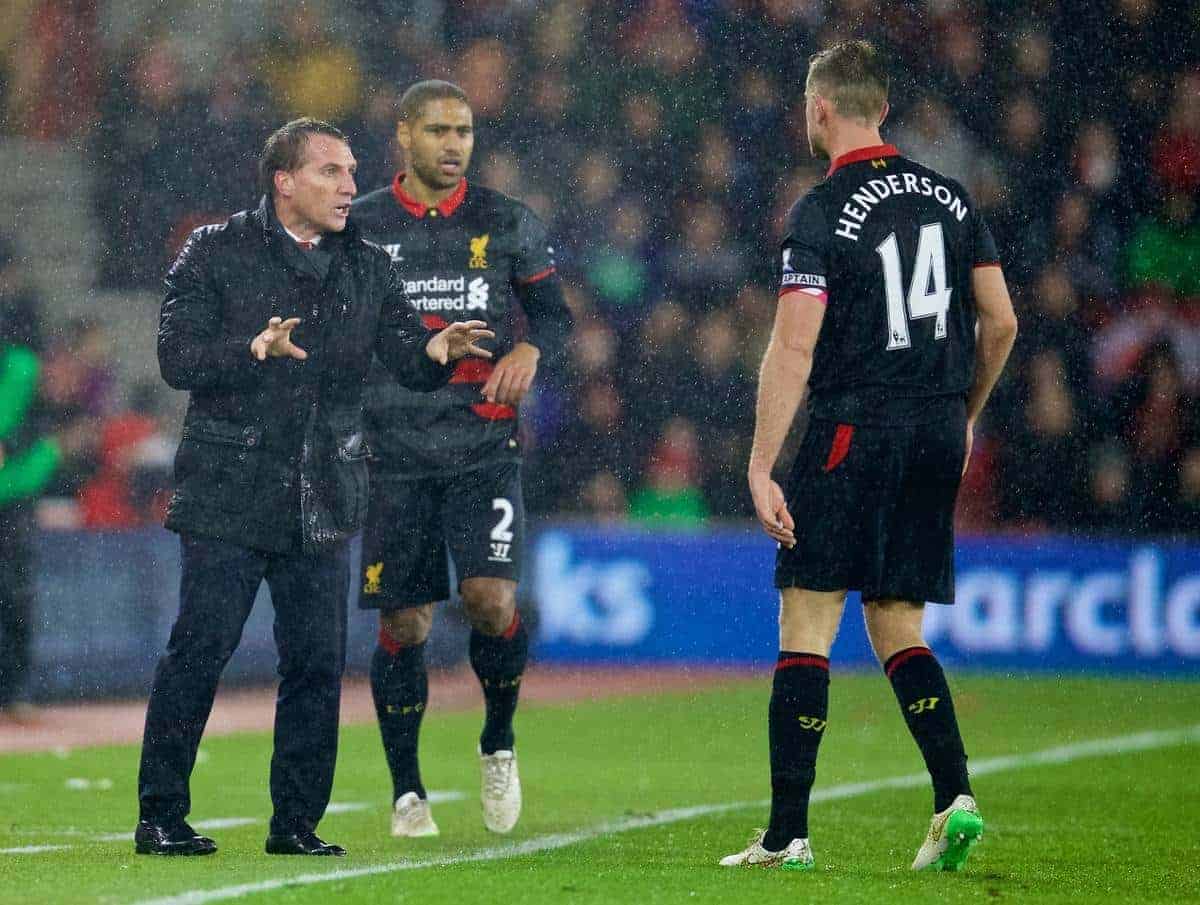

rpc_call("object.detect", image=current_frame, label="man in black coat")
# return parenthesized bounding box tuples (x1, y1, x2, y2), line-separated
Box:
(135, 118, 493, 858)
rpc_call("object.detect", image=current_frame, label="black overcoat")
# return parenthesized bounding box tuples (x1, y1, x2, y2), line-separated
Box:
(157, 197, 451, 552)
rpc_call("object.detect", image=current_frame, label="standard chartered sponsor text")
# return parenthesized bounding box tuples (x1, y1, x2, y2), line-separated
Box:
(404, 275, 490, 312)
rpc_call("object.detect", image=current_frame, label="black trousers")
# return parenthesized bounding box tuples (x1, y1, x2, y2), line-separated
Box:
(0, 509, 33, 708)
(137, 532, 349, 835)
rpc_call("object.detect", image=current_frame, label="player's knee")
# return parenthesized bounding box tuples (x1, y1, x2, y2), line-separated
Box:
(778, 595, 841, 655)
(461, 579, 516, 635)
(778, 615, 837, 656)
(380, 605, 434, 647)
(863, 598, 926, 661)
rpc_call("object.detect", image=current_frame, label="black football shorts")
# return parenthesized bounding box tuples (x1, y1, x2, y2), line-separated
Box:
(359, 461, 524, 610)
(774, 409, 967, 604)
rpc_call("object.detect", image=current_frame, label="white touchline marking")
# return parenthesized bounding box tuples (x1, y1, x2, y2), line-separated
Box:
(322, 803, 372, 816)
(425, 790, 468, 804)
(126, 723, 1200, 905)
(93, 818, 262, 843)
(92, 808, 378, 844)
(2, 801, 376, 851)
(1, 795, 468, 854)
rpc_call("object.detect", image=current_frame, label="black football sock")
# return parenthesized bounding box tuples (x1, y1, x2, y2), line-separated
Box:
(763, 652, 829, 852)
(884, 646, 972, 812)
(469, 611, 528, 755)
(370, 628, 428, 801)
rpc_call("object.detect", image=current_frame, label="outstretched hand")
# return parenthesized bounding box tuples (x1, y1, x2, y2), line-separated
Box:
(426, 320, 495, 365)
(251, 317, 307, 361)
(749, 469, 795, 548)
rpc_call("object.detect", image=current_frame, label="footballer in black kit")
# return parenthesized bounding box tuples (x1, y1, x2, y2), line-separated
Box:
(351, 80, 572, 839)
(727, 42, 1016, 873)
(774, 141, 999, 602)
(353, 168, 562, 595)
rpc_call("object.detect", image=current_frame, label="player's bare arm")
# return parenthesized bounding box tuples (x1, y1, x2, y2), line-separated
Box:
(749, 293, 826, 548)
(426, 319, 495, 364)
(250, 316, 307, 360)
(963, 265, 1018, 473)
(481, 341, 540, 406)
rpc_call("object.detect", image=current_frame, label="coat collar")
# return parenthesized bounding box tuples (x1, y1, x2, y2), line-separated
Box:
(255, 196, 357, 279)
(254, 195, 360, 244)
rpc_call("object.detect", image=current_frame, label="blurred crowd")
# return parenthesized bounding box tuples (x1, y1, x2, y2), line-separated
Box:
(2, 0, 1199, 537)
(0, 233, 174, 530)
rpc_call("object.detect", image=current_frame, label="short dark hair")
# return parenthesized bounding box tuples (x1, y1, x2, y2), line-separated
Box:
(259, 117, 348, 196)
(807, 40, 889, 122)
(398, 80, 469, 122)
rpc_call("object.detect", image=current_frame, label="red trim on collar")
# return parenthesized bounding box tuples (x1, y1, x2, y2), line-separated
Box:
(391, 172, 468, 218)
(826, 144, 900, 177)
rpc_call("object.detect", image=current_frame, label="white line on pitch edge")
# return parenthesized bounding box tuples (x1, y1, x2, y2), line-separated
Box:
(3, 792, 472, 854)
(126, 723, 1200, 905)
(1, 799, 402, 852)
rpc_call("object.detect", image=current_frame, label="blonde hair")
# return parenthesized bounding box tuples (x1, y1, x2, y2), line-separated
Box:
(807, 40, 889, 123)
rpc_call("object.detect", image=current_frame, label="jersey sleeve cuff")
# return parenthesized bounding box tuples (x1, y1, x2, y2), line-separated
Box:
(516, 266, 556, 285)
(778, 285, 829, 304)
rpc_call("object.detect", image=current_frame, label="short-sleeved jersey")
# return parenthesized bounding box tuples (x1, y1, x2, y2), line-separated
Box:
(352, 176, 562, 478)
(779, 144, 999, 426)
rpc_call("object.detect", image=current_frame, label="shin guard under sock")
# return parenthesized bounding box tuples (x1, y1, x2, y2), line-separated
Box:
(370, 629, 428, 801)
(884, 646, 972, 812)
(469, 612, 528, 755)
(763, 652, 829, 851)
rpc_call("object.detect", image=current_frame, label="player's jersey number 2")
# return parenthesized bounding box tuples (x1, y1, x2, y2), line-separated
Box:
(876, 222, 951, 351)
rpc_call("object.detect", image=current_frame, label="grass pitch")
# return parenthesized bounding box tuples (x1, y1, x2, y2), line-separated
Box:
(1, 673, 1197, 904)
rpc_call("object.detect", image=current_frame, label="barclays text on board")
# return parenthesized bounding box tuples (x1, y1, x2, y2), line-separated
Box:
(930, 540, 1200, 671)
(529, 529, 1200, 674)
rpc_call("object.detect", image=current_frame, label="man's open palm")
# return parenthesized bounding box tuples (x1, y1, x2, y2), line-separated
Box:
(251, 317, 307, 361)
(427, 320, 495, 365)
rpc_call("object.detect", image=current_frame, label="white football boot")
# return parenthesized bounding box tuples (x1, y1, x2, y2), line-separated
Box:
(479, 748, 521, 833)
(719, 831, 814, 870)
(911, 794, 984, 871)
(391, 791, 439, 838)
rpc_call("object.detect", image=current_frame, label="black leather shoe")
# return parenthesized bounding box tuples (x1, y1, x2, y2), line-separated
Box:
(134, 820, 217, 856)
(264, 830, 346, 856)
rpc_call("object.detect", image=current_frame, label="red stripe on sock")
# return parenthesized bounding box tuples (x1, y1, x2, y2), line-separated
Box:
(776, 655, 829, 672)
(378, 625, 403, 655)
(885, 646, 932, 678)
(501, 610, 521, 640)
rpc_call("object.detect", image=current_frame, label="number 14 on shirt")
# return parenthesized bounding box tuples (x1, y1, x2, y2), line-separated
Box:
(877, 222, 951, 351)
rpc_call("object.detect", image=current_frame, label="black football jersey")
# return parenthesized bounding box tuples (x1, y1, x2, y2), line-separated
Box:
(779, 144, 999, 426)
(351, 176, 568, 477)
